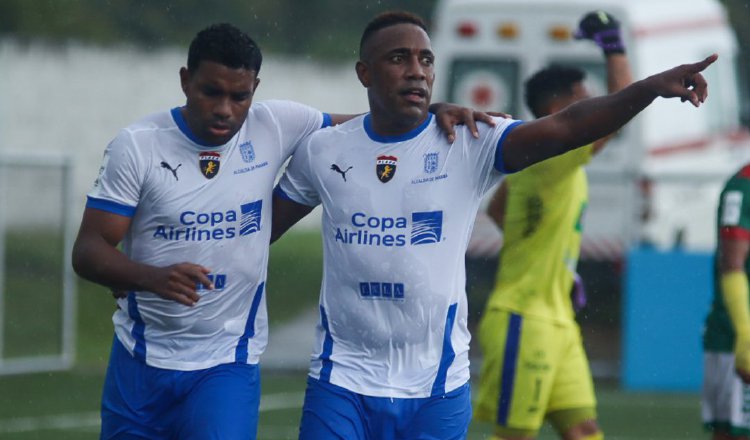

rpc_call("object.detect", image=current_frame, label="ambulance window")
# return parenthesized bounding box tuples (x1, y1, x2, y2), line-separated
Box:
(446, 59, 520, 116)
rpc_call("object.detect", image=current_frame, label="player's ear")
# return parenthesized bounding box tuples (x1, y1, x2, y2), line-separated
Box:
(253, 77, 260, 92)
(179, 67, 190, 96)
(356, 60, 371, 88)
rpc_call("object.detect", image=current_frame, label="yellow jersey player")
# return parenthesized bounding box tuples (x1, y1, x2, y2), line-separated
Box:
(474, 11, 633, 440)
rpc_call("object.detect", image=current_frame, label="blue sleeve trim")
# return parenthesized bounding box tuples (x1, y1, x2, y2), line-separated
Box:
(86, 196, 136, 217)
(494, 120, 525, 174)
(321, 113, 332, 129)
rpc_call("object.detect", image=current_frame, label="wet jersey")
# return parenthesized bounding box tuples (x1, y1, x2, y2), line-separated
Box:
(277, 113, 522, 398)
(87, 100, 328, 370)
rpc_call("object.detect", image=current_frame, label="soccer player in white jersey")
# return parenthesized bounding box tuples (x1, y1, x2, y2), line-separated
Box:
(270, 10, 717, 440)
(71, 23, 497, 440)
(71, 23, 337, 440)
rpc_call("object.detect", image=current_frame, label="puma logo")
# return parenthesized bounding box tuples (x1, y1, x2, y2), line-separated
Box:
(161, 161, 182, 180)
(330, 164, 353, 182)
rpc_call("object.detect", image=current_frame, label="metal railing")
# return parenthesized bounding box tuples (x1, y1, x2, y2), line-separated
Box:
(0, 152, 76, 375)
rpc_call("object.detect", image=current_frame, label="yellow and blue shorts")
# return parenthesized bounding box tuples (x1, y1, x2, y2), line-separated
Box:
(475, 309, 596, 436)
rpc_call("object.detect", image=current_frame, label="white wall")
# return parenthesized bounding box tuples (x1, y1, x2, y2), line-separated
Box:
(0, 40, 368, 227)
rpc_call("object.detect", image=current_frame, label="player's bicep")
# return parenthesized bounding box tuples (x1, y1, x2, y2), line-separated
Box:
(501, 116, 571, 172)
(76, 207, 131, 248)
(72, 207, 132, 277)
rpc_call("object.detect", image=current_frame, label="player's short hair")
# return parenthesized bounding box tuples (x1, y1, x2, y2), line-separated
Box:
(524, 65, 586, 118)
(187, 23, 262, 73)
(359, 11, 428, 59)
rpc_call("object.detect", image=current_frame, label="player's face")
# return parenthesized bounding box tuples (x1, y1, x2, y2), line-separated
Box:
(357, 24, 435, 132)
(179, 60, 259, 146)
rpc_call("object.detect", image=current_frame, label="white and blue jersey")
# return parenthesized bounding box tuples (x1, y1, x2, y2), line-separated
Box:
(277, 113, 522, 398)
(88, 100, 329, 371)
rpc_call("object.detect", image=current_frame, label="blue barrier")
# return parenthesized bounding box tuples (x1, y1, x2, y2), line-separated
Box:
(622, 247, 713, 390)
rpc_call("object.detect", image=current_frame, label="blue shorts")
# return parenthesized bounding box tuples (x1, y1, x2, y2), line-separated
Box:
(100, 336, 261, 440)
(299, 377, 472, 440)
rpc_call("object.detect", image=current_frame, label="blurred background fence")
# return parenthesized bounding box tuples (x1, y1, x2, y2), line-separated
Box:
(0, 152, 76, 375)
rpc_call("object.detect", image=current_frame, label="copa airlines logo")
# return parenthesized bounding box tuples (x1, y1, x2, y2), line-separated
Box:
(334, 210, 443, 247)
(153, 200, 262, 242)
(411, 211, 444, 244)
(240, 200, 262, 235)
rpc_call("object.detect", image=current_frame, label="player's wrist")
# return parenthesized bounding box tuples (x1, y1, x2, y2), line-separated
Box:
(594, 29, 626, 55)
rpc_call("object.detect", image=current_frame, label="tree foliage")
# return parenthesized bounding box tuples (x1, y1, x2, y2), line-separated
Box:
(0, 0, 436, 58)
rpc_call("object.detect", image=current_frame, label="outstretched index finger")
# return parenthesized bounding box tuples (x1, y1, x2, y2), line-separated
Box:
(690, 53, 718, 73)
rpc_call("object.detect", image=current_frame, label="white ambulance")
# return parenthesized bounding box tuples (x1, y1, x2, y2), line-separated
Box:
(431, 0, 750, 260)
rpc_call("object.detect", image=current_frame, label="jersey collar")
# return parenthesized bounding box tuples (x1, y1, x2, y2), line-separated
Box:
(171, 107, 236, 150)
(363, 113, 433, 143)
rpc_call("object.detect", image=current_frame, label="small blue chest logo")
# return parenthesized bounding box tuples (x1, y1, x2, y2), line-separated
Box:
(239, 141, 255, 163)
(424, 152, 438, 174)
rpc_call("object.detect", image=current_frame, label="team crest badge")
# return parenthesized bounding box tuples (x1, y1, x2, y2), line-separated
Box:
(376, 155, 397, 183)
(239, 141, 255, 163)
(199, 151, 221, 179)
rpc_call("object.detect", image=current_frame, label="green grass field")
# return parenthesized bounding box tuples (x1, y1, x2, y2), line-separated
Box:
(0, 230, 706, 439)
(0, 368, 704, 439)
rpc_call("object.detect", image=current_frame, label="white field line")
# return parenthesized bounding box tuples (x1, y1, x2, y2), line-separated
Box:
(0, 392, 305, 434)
(0, 412, 100, 434)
